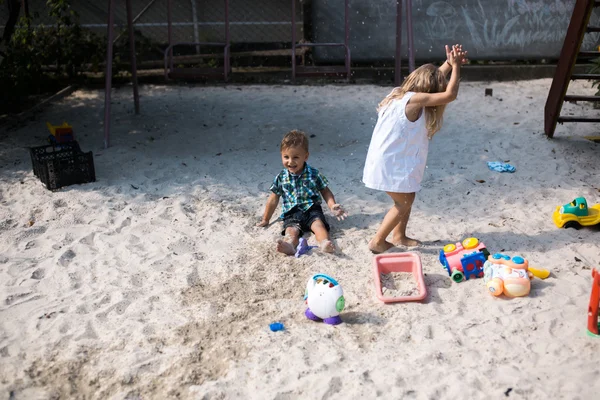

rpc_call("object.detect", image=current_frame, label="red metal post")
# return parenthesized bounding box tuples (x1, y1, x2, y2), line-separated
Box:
(126, 0, 140, 115)
(588, 268, 600, 337)
(103, 0, 116, 149)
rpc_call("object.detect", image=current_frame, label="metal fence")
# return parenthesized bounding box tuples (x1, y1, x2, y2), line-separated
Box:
(1, 0, 304, 62)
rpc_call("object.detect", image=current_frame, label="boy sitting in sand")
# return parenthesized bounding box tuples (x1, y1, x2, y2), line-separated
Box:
(257, 130, 347, 255)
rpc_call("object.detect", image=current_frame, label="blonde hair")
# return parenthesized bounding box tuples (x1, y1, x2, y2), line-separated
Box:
(280, 129, 309, 152)
(377, 64, 448, 136)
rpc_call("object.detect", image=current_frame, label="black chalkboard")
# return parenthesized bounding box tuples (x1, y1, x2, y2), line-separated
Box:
(311, 0, 600, 62)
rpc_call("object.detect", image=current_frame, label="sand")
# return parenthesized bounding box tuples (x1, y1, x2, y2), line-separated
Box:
(1, 79, 600, 399)
(380, 272, 420, 298)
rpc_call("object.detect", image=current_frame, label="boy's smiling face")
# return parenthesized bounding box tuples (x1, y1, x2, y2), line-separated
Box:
(281, 146, 309, 175)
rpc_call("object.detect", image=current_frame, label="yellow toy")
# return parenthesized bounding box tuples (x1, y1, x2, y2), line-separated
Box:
(552, 197, 600, 229)
(483, 253, 549, 298)
(46, 122, 75, 144)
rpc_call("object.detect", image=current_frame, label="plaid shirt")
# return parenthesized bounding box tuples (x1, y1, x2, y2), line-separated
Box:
(270, 163, 329, 217)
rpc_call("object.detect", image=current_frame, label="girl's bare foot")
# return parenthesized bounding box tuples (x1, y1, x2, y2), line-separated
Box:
(276, 239, 296, 256)
(392, 236, 420, 247)
(320, 240, 335, 253)
(368, 239, 394, 254)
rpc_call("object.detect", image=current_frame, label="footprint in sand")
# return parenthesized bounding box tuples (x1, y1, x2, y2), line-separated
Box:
(58, 249, 76, 266)
(61, 233, 75, 246)
(96, 299, 132, 320)
(187, 267, 201, 287)
(76, 304, 89, 314)
(76, 321, 99, 340)
(321, 376, 342, 399)
(150, 255, 173, 271)
(53, 199, 67, 208)
(116, 217, 132, 233)
(68, 272, 81, 289)
(126, 235, 146, 256)
(5, 292, 32, 306)
(79, 232, 96, 246)
(31, 268, 45, 280)
(130, 273, 145, 287)
(181, 203, 197, 218)
(168, 237, 196, 254)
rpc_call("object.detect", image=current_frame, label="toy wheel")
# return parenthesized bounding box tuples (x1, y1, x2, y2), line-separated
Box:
(451, 270, 464, 283)
(462, 237, 479, 249)
(563, 221, 581, 230)
(443, 243, 456, 253)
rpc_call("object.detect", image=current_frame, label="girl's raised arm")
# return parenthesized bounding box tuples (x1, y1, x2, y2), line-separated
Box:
(410, 46, 465, 107)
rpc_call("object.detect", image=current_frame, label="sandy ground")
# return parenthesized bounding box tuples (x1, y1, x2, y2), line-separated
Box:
(1, 79, 600, 399)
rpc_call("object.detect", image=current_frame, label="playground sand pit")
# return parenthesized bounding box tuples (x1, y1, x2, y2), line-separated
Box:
(1, 79, 599, 398)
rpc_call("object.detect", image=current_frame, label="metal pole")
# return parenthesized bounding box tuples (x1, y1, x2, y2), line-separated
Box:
(395, 0, 402, 86)
(126, 0, 140, 115)
(406, 0, 415, 72)
(191, 0, 200, 53)
(21, 0, 29, 18)
(104, 0, 116, 149)
(345, 0, 350, 81)
(168, 0, 173, 69)
(225, 0, 229, 81)
(114, 0, 157, 44)
(291, 0, 296, 82)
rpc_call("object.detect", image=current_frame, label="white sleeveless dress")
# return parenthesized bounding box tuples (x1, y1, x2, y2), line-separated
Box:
(362, 91, 429, 193)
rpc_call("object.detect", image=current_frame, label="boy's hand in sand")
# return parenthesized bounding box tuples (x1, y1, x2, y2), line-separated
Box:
(330, 204, 347, 221)
(256, 219, 269, 227)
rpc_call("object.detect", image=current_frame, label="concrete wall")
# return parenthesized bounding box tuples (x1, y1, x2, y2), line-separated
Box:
(311, 0, 600, 62)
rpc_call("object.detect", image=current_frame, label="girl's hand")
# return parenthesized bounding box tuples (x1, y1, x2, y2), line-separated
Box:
(257, 219, 269, 227)
(446, 44, 468, 66)
(331, 204, 348, 221)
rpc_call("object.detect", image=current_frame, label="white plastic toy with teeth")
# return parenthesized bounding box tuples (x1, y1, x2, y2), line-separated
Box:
(304, 274, 345, 325)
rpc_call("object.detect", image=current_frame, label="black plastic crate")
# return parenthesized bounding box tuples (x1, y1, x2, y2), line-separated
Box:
(29, 142, 81, 178)
(29, 141, 95, 191)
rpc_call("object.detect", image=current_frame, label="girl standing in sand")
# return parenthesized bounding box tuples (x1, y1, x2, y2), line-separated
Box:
(363, 44, 468, 254)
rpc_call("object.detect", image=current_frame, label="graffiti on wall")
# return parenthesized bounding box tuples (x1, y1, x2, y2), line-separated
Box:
(312, 0, 600, 62)
(460, 0, 597, 51)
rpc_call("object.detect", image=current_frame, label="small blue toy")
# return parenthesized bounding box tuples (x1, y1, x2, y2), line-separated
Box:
(487, 161, 516, 173)
(295, 237, 317, 258)
(269, 322, 285, 332)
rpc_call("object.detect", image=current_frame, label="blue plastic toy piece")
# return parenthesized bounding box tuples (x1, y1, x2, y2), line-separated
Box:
(269, 322, 284, 332)
(512, 256, 525, 264)
(487, 161, 516, 173)
(493, 253, 511, 260)
(295, 237, 317, 258)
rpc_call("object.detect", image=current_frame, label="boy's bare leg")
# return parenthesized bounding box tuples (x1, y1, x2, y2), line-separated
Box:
(310, 219, 335, 253)
(390, 192, 419, 247)
(277, 227, 300, 256)
(368, 192, 418, 253)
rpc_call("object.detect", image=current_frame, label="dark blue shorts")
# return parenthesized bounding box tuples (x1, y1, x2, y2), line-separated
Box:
(282, 204, 330, 236)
